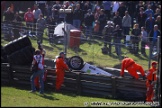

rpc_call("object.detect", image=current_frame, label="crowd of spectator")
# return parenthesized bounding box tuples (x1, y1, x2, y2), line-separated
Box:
(1, 1, 161, 56)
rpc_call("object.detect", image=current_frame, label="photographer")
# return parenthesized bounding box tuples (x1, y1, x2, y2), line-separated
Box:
(34, 42, 46, 90)
(30, 49, 45, 94)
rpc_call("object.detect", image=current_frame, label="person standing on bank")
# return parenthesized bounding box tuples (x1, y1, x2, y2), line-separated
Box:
(131, 23, 141, 55)
(113, 25, 123, 59)
(30, 49, 44, 94)
(140, 27, 148, 56)
(37, 14, 46, 44)
(55, 52, 70, 92)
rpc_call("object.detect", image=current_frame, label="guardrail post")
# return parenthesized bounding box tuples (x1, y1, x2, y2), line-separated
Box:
(111, 76, 116, 98)
(76, 72, 81, 95)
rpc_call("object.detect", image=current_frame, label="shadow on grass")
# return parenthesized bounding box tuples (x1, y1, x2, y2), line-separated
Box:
(38, 93, 59, 100)
(42, 44, 54, 51)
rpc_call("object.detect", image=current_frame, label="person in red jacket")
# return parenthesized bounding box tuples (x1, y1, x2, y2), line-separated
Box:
(55, 52, 70, 92)
(120, 57, 146, 79)
(146, 61, 158, 102)
(24, 8, 34, 36)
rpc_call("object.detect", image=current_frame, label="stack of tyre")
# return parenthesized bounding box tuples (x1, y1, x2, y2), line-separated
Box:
(2, 36, 35, 65)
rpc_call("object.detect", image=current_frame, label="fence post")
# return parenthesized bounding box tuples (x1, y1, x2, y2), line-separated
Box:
(154, 36, 161, 104)
(111, 76, 116, 98)
(76, 72, 81, 95)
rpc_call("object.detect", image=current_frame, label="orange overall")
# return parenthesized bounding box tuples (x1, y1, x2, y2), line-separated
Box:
(120, 58, 145, 79)
(55, 57, 69, 91)
(146, 62, 157, 102)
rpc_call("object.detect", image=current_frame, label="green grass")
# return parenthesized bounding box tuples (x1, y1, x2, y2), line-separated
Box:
(1, 86, 151, 107)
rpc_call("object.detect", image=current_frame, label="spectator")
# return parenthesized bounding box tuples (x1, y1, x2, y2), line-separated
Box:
(24, 8, 34, 36)
(102, 1, 111, 20)
(131, 24, 141, 55)
(4, 7, 14, 22)
(146, 61, 158, 102)
(46, 16, 56, 44)
(59, 5, 66, 24)
(1, 1, 6, 21)
(36, 14, 46, 44)
(12, 12, 23, 39)
(93, 1, 101, 13)
(98, 9, 107, 36)
(155, 15, 161, 32)
(117, 2, 126, 18)
(126, 1, 137, 18)
(145, 14, 155, 34)
(73, 3, 83, 29)
(83, 1, 92, 16)
(84, 9, 94, 39)
(55, 52, 70, 92)
(94, 7, 100, 21)
(154, 8, 161, 19)
(140, 27, 148, 56)
(3, 7, 15, 40)
(148, 25, 161, 57)
(120, 57, 146, 80)
(51, 1, 61, 25)
(65, 6, 73, 25)
(135, 1, 144, 17)
(30, 49, 45, 94)
(144, 4, 154, 18)
(113, 11, 122, 28)
(112, 1, 120, 16)
(102, 21, 114, 55)
(137, 7, 147, 29)
(33, 4, 42, 35)
(45, 1, 53, 19)
(35, 1, 46, 17)
(93, 20, 99, 34)
(13, 11, 22, 22)
(122, 11, 131, 43)
(113, 25, 123, 59)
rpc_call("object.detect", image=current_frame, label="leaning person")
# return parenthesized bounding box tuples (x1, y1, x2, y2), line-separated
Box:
(120, 57, 146, 79)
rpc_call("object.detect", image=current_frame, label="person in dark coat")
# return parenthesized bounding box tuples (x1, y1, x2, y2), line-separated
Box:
(84, 9, 94, 39)
(113, 25, 123, 59)
(131, 24, 141, 54)
(137, 7, 147, 29)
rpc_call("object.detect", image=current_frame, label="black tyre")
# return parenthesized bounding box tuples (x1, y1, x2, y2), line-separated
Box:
(3, 36, 31, 55)
(7, 46, 35, 65)
(21, 46, 35, 65)
(68, 56, 84, 70)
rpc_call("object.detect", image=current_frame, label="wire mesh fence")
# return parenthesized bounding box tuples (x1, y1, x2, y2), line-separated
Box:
(1, 21, 160, 70)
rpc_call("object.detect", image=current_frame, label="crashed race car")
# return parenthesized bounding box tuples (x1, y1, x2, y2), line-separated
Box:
(53, 55, 113, 77)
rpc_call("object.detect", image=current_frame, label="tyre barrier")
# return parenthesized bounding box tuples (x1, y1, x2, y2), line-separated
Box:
(7, 46, 35, 65)
(44, 58, 55, 68)
(3, 36, 31, 55)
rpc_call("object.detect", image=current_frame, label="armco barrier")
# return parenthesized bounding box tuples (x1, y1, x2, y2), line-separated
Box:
(1, 63, 147, 101)
(1, 63, 12, 85)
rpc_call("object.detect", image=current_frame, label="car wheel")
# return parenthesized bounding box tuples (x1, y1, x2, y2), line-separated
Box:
(68, 56, 84, 70)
